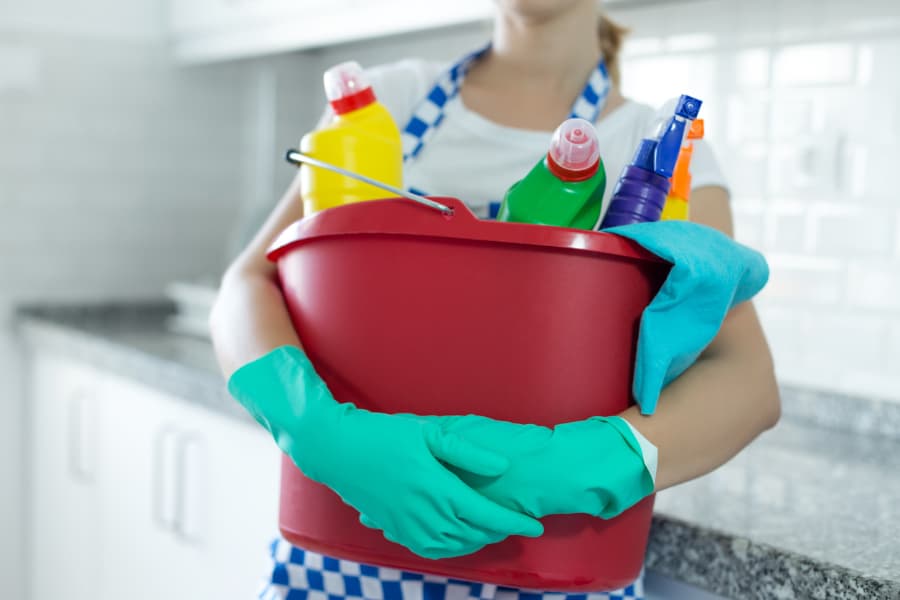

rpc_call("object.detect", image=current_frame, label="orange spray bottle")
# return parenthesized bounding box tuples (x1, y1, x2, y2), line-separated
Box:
(660, 119, 704, 221)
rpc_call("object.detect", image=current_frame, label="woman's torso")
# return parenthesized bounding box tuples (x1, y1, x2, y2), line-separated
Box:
(357, 58, 724, 220)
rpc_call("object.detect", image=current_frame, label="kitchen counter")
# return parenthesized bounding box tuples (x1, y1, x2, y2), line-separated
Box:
(16, 303, 900, 600)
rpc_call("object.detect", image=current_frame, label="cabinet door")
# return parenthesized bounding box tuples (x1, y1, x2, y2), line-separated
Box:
(94, 372, 281, 600)
(28, 354, 103, 600)
(166, 395, 282, 599)
(91, 374, 184, 600)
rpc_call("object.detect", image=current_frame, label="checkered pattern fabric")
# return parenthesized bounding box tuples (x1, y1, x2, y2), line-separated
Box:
(401, 45, 612, 164)
(258, 540, 644, 600)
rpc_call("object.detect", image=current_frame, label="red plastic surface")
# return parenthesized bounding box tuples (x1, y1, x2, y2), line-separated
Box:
(268, 198, 670, 592)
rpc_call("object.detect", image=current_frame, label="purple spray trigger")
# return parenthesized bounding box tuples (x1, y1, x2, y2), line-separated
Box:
(632, 139, 658, 171)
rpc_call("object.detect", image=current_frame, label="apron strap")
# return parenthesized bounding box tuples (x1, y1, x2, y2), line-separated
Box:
(401, 44, 490, 162)
(401, 44, 612, 165)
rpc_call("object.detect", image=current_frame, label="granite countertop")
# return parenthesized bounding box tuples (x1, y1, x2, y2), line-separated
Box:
(15, 304, 900, 600)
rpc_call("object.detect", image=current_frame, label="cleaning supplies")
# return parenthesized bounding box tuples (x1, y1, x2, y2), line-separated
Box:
(600, 95, 702, 229)
(661, 119, 705, 221)
(497, 118, 607, 230)
(299, 61, 403, 215)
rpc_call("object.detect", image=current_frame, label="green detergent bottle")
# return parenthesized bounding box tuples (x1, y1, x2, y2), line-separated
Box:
(497, 118, 606, 230)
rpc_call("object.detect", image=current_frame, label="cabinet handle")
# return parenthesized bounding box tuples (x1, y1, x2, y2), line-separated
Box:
(67, 390, 94, 483)
(173, 432, 207, 545)
(152, 425, 180, 532)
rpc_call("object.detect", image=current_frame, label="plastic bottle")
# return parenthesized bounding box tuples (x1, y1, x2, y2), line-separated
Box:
(497, 118, 607, 230)
(660, 119, 704, 221)
(600, 95, 702, 229)
(299, 61, 403, 215)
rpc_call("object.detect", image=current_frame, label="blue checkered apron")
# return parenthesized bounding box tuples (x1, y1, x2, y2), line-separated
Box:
(260, 541, 644, 600)
(259, 46, 640, 600)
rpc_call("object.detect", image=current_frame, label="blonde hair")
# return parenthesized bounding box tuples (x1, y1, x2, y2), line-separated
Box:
(598, 13, 629, 88)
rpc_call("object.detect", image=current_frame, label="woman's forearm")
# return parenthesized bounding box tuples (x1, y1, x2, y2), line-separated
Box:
(621, 300, 781, 491)
(209, 268, 302, 379)
(210, 173, 307, 379)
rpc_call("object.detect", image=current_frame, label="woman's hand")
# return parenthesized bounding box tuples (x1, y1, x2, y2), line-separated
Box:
(210, 172, 308, 378)
(423, 414, 654, 519)
(228, 347, 544, 559)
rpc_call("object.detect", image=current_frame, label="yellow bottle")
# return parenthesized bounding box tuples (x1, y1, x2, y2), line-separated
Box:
(660, 119, 704, 221)
(300, 61, 403, 215)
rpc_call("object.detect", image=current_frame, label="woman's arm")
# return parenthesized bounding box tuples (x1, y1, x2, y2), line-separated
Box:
(620, 185, 781, 491)
(209, 172, 307, 379)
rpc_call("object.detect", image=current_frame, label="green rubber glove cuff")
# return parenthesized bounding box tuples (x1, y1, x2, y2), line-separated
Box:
(227, 345, 340, 482)
(431, 414, 657, 520)
(553, 417, 655, 519)
(591, 416, 656, 518)
(617, 418, 658, 487)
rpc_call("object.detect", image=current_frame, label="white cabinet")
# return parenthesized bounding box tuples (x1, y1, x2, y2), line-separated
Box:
(169, 0, 492, 63)
(27, 352, 282, 600)
(28, 355, 103, 600)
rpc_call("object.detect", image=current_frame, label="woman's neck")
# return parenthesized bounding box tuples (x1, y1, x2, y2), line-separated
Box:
(461, 3, 624, 131)
(484, 3, 602, 95)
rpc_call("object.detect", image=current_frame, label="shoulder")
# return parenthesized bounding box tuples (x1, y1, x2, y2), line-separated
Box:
(364, 58, 448, 127)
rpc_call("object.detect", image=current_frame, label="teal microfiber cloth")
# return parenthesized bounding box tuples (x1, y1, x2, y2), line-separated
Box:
(607, 221, 769, 414)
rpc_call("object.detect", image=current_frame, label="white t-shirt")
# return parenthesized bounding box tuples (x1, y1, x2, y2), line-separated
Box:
(339, 58, 728, 220)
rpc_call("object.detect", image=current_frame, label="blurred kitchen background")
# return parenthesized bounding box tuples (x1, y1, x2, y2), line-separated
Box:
(2, 0, 900, 598)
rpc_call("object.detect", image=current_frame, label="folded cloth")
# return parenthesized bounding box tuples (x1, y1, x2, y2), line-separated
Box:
(607, 221, 769, 414)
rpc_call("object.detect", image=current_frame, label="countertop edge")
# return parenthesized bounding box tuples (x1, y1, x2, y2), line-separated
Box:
(15, 311, 254, 425)
(646, 513, 900, 599)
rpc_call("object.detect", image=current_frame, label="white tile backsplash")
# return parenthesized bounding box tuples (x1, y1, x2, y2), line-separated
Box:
(0, 29, 326, 303)
(0, 44, 41, 93)
(612, 0, 900, 402)
(768, 207, 808, 255)
(813, 205, 895, 257)
(846, 261, 900, 311)
(763, 256, 846, 307)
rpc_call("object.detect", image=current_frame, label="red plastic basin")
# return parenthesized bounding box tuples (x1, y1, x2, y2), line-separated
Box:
(267, 197, 670, 592)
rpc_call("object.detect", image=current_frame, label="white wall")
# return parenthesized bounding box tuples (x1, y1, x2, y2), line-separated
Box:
(0, 33, 255, 302)
(608, 0, 900, 402)
(0, 0, 164, 40)
(0, 3, 315, 598)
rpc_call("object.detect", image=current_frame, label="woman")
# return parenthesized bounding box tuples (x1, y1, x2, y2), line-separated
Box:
(211, 1, 781, 598)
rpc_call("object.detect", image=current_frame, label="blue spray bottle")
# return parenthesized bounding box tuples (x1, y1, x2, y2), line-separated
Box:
(600, 95, 702, 229)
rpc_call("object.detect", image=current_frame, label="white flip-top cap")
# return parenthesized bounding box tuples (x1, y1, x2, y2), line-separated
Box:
(548, 118, 601, 174)
(323, 61, 372, 102)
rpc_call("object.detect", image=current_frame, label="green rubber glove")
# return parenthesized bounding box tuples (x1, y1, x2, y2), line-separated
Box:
(427, 414, 657, 519)
(227, 346, 544, 559)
